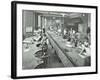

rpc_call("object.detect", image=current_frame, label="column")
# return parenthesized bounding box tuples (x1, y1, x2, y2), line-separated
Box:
(35, 12, 38, 30)
(61, 16, 65, 38)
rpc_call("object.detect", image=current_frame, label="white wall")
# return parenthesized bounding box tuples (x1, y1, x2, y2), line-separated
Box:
(0, 0, 99, 80)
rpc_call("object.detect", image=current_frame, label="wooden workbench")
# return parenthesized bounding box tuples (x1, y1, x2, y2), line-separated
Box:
(46, 31, 90, 67)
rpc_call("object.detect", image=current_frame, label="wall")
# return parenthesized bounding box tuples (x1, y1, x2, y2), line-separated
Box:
(24, 11, 34, 28)
(23, 10, 41, 38)
(78, 14, 91, 34)
(23, 10, 34, 38)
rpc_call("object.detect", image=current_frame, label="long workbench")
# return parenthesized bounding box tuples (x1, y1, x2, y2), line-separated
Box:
(46, 31, 90, 67)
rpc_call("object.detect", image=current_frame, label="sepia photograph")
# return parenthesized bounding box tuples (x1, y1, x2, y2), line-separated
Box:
(11, 1, 97, 79)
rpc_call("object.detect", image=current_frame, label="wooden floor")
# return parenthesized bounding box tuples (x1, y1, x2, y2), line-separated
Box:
(45, 43, 64, 68)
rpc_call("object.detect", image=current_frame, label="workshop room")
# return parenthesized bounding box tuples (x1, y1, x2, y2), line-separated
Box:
(22, 10, 91, 69)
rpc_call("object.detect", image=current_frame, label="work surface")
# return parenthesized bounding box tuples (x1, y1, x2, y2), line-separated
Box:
(22, 37, 43, 69)
(46, 31, 91, 66)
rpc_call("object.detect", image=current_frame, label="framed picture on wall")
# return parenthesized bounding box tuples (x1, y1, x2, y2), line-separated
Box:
(11, 1, 98, 79)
